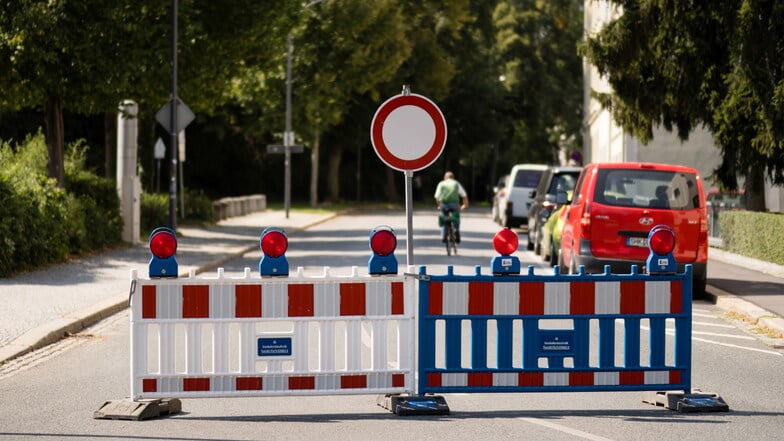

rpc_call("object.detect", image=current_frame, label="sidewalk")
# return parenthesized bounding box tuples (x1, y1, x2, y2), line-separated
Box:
(1, 209, 782, 365)
(0, 209, 339, 364)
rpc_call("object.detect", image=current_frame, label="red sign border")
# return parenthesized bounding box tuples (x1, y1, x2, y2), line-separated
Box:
(370, 94, 447, 172)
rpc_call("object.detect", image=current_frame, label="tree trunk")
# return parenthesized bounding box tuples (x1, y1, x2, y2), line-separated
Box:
(44, 94, 65, 187)
(744, 164, 767, 212)
(384, 167, 400, 203)
(309, 125, 320, 208)
(104, 112, 116, 179)
(326, 146, 342, 202)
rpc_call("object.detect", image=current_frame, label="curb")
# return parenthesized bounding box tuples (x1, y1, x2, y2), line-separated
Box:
(0, 212, 341, 366)
(706, 284, 784, 347)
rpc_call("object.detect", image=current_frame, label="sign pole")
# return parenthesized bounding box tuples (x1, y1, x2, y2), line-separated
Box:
(405, 169, 414, 266)
(168, 0, 178, 230)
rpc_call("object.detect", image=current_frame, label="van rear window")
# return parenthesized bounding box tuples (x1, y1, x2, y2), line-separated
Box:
(595, 169, 700, 210)
(513, 170, 543, 188)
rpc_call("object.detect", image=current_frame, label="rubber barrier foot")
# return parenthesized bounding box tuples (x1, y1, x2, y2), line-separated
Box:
(377, 394, 450, 416)
(93, 398, 182, 420)
(642, 390, 729, 413)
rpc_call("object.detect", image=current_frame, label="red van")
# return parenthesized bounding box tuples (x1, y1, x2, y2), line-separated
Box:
(559, 162, 708, 298)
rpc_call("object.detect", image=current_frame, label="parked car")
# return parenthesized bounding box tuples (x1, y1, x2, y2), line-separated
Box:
(559, 162, 708, 298)
(491, 174, 509, 224)
(540, 197, 569, 266)
(526, 165, 581, 252)
(498, 164, 548, 229)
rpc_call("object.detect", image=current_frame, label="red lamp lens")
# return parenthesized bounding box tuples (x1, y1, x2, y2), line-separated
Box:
(150, 230, 177, 259)
(370, 229, 397, 256)
(649, 227, 675, 255)
(261, 230, 288, 258)
(493, 228, 518, 256)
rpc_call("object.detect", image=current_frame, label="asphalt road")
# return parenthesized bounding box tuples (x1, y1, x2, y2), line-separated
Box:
(1, 210, 783, 441)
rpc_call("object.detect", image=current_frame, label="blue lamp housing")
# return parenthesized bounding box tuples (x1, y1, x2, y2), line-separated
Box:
(148, 227, 178, 278)
(259, 227, 289, 277)
(368, 226, 398, 275)
(491, 255, 521, 275)
(646, 225, 677, 274)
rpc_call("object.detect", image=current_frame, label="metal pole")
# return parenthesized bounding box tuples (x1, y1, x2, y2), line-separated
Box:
(285, 33, 293, 219)
(401, 84, 414, 266)
(405, 169, 414, 266)
(168, 0, 178, 230)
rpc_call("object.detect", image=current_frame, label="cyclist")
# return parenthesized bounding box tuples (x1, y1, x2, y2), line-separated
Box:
(434, 171, 469, 243)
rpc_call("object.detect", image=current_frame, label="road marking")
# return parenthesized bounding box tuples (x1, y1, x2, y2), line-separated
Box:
(518, 417, 618, 441)
(692, 336, 784, 356)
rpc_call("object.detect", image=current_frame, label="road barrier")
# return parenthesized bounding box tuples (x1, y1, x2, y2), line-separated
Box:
(415, 265, 691, 395)
(96, 226, 728, 420)
(129, 267, 415, 400)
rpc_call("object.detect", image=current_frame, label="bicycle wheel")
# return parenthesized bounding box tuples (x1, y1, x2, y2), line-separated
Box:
(445, 221, 455, 256)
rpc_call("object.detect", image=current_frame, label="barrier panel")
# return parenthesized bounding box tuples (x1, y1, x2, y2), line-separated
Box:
(415, 265, 692, 395)
(129, 267, 415, 400)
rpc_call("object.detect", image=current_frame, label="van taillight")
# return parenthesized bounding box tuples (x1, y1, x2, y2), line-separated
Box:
(580, 202, 592, 239)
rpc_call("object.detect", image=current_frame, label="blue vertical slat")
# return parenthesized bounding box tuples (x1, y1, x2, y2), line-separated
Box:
(598, 318, 615, 368)
(445, 318, 462, 369)
(522, 319, 537, 368)
(418, 276, 435, 394)
(497, 319, 514, 369)
(625, 318, 641, 368)
(471, 318, 487, 369)
(678, 266, 693, 391)
(649, 317, 666, 367)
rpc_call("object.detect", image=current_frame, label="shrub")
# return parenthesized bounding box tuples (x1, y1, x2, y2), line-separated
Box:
(719, 210, 784, 266)
(141, 192, 170, 235)
(0, 132, 123, 276)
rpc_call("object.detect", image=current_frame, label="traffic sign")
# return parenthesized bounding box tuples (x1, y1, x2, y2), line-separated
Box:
(156, 99, 195, 134)
(267, 145, 304, 154)
(370, 93, 447, 171)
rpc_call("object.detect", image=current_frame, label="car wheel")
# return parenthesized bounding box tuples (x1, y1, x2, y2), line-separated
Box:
(693, 274, 707, 300)
(530, 229, 540, 254)
(492, 204, 499, 223)
(549, 242, 558, 267)
(568, 253, 577, 275)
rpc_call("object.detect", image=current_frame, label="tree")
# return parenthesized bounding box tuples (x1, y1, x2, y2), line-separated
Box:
(492, 0, 584, 167)
(293, 0, 410, 206)
(582, 1, 784, 211)
(0, 1, 297, 189)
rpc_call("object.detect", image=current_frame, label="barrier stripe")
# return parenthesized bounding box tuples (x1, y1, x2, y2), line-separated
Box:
(138, 281, 406, 320)
(425, 370, 685, 388)
(426, 280, 682, 317)
(139, 373, 408, 395)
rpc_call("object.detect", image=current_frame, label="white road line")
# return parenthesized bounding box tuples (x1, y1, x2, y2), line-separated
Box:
(518, 417, 618, 441)
(692, 336, 784, 356)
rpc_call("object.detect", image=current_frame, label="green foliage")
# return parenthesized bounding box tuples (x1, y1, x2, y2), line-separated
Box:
(720, 211, 784, 265)
(140, 193, 170, 236)
(0, 133, 122, 277)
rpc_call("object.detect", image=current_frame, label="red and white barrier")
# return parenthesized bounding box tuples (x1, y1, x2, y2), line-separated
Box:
(130, 267, 415, 399)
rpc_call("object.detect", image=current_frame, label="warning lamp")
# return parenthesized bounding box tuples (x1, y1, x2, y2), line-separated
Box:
(259, 227, 289, 276)
(148, 227, 178, 278)
(368, 225, 398, 275)
(646, 224, 677, 274)
(491, 228, 521, 275)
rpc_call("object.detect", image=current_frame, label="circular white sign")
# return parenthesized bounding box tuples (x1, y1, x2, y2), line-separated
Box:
(370, 94, 447, 171)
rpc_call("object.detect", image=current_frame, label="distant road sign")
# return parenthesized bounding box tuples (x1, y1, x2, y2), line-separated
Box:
(156, 99, 195, 134)
(267, 145, 304, 154)
(370, 93, 447, 172)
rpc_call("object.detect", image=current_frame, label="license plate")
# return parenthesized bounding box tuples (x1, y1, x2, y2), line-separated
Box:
(627, 237, 648, 247)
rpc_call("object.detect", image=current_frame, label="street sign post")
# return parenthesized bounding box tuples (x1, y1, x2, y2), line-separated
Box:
(371, 85, 448, 265)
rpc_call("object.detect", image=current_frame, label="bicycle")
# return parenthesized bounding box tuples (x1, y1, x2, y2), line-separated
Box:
(439, 207, 459, 256)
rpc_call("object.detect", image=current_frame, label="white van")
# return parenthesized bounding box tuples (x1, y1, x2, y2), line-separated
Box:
(498, 163, 548, 229)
